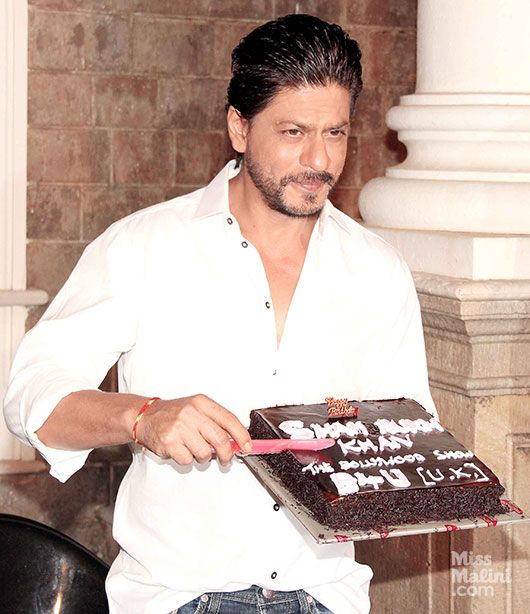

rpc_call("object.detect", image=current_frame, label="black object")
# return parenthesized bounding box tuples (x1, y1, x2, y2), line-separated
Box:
(0, 514, 109, 613)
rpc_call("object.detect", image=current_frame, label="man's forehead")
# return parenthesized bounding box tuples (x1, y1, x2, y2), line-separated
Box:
(258, 84, 351, 122)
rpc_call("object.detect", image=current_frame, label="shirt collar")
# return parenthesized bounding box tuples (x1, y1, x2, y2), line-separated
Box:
(318, 199, 351, 235)
(192, 159, 351, 235)
(192, 160, 240, 222)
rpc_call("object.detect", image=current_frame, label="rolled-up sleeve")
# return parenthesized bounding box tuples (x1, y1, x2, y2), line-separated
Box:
(3, 221, 141, 482)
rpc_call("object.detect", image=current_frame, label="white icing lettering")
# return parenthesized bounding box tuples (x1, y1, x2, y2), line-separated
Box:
(378, 434, 413, 452)
(426, 468, 445, 482)
(416, 466, 436, 486)
(301, 461, 335, 476)
(378, 436, 399, 452)
(355, 438, 380, 454)
(347, 420, 369, 437)
(310, 421, 368, 439)
(332, 467, 413, 491)
(449, 463, 489, 483)
(337, 437, 378, 456)
(339, 459, 360, 470)
(358, 454, 410, 469)
(433, 449, 474, 461)
(397, 419, 418, 433)
(374, 419, 400, 435)
(430, 418, 445, 433)
(380, 468, 411, 488)
(406, 453, 426, 463)
(400, 418, 433, 434)
(278, 420, 314, 439)
(390, 434, 414, 449)
(448, 466, 472, 481)
(330, 472, 359, 495)
(338, 435, 416, 457)
(464, 462, 490, 483)
(353, 453, 426, 469)
(354, 471, 385, 491)
(358, 457, 387, 469)
(375, 417, 444, 436)
(337, 438, 362, 455)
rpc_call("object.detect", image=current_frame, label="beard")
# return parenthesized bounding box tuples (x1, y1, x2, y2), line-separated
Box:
(244, 152, 337, 218)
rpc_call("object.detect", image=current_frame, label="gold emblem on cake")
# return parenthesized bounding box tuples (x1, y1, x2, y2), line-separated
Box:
(325, 397, 359, 418)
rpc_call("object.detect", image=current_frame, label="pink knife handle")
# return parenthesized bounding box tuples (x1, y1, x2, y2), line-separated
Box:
(230, 439, 242, 454)
(208, 440, 242, 453)
(211, 439, 335, 455)
(228, 439, 304, 454)
(226, 440, 288, 454)
(229, 438, 335, 455)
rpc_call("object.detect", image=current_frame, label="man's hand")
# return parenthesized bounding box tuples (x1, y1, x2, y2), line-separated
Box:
(36, 390, 250, 467)
(135, 394, 251, 466)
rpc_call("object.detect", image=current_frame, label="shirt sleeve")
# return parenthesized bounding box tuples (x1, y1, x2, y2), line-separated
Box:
(362, 254, 438, 419)
(3, 221, 142, 482)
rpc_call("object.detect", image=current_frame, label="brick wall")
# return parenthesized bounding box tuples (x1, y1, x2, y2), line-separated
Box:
(27, 0, 416, 320)
(15, 0, 417, 565)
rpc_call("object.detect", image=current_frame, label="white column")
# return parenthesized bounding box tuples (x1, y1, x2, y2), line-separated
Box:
(357, 5, 530, 612)
(359, 0, 530, 280)
(0, 1, 47, 460)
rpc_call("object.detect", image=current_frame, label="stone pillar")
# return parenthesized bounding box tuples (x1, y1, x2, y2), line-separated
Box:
(416, 274, 530, 614)
(356, 1, 530, 612)
(359, 0, 530, 280)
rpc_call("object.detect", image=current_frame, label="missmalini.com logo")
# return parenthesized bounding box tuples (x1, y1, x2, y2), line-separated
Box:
(451, 550, 511, 597)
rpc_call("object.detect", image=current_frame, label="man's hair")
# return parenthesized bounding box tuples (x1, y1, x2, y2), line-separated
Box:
(227, 14, 363, 122)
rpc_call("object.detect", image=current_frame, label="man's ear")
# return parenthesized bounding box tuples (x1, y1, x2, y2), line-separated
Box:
(227, 106, 249, 155)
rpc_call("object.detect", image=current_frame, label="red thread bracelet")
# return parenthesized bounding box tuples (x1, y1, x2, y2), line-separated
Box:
(132, 397, 160, 444)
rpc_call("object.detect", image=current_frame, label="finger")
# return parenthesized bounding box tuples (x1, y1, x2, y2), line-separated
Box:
(199, 399, 252, 454)
(200, 422, 233, 465)
(186, 435, 214, 464)
(168, 443, 195, 465)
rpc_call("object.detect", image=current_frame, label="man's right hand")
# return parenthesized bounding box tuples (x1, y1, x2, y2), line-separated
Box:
(36, 390, 251, 468)
(134, 394, 252, 466)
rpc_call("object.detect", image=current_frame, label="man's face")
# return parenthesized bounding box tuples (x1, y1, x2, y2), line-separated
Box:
(239, 84, 351, 218)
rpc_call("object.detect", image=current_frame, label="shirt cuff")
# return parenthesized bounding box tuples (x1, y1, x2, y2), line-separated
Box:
(22, 378, 97, 483)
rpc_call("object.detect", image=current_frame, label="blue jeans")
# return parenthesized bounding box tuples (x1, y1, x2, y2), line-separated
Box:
(173, 585, 333, 613)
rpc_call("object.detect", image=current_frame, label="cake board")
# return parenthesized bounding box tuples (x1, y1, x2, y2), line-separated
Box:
(242, 456, 530, 544)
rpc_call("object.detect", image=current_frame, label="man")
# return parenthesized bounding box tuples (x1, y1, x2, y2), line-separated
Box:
(4, 14, 435, 614)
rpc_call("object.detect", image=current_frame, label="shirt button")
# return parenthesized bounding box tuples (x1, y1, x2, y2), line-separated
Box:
(227, 217, 233, 225)
(200, 594, 209, 603)
(271, 571, 277, 579)
(241, 240, 248, 248)
(265, 301, 271, 309)
(273, 503, 280, 511)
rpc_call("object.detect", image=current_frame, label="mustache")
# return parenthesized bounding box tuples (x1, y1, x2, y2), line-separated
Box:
(280, 171, 335, 187)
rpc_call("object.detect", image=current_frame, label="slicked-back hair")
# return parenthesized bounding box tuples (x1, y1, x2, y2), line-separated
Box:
(227, 14, 363, 123)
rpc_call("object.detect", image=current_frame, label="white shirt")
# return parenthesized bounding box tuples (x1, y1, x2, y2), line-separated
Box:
(4, 161, 436, 614)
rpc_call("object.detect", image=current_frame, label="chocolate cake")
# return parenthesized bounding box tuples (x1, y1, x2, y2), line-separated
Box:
(248, 398, 505, 531)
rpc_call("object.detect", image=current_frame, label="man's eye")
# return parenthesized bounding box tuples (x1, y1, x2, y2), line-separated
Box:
(283, 129, 302, 136)
(328, 129, 346, 138)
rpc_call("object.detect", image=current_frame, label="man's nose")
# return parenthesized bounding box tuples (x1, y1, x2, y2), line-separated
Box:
(300, 135, 330, 172)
